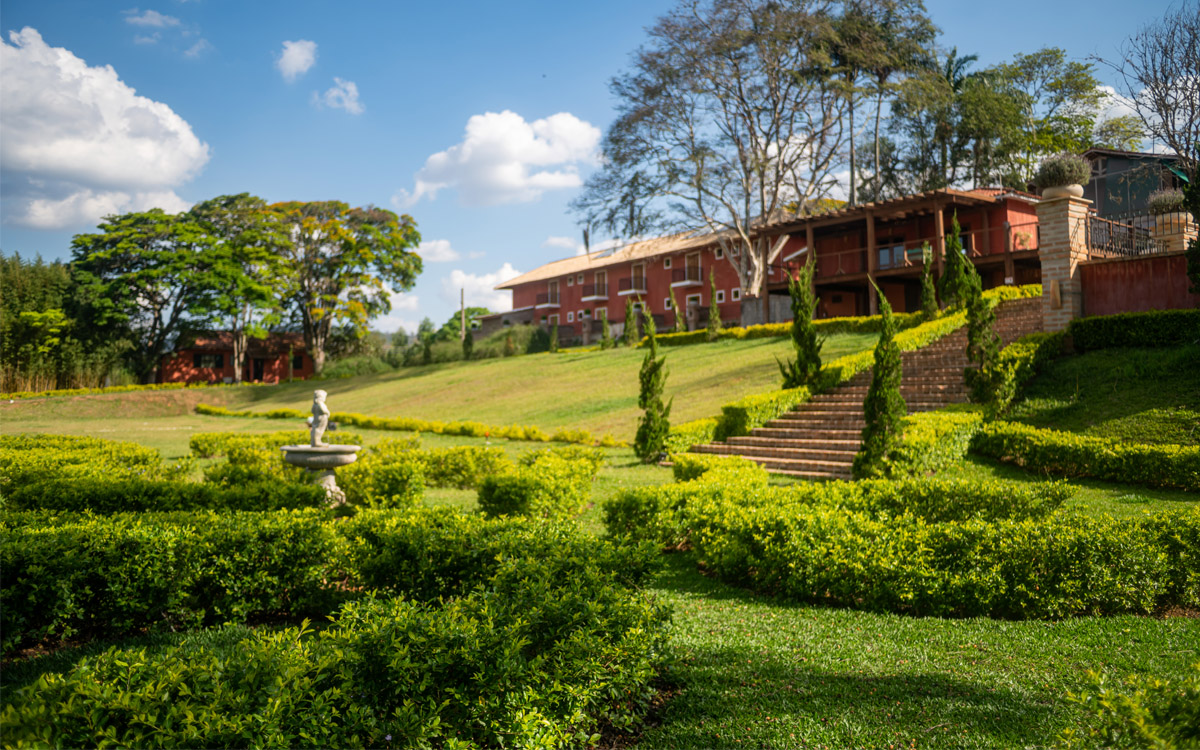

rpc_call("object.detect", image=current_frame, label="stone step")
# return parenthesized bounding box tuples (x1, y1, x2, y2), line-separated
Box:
(694, 443, 857, 462)
(747, 455, 855, 478)
(728, 436, 861, 450)
(753, 427, 862, 440)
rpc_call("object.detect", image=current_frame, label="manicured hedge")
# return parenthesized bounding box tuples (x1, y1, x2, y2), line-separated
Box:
(3, 510, 668, 748)
(477, 453, 597, 519)
(971, 421, 1200, 491)
(664, 418, 718, 454)
(189, 429, 363, 458)
(1059, 664, 1200, 749)
(1069, 308, 1200, 351)
(604, 463, 1196, 619)
(670, 452, 765, 483)
(984, 330, 1065, 415)
(0, 509, 343, 653)
(194, 403, 625, 446)
(887, 405, 985, 477)
(0, 433, 187, 495)
(4, 477, 327, 513)
(713, 387, 810, 441)
(645, 310, 926, 349)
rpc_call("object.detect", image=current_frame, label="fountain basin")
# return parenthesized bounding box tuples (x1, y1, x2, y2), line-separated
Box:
(281, 444, 362, 470)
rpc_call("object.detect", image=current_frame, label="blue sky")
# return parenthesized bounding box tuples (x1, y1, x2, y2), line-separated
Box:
(0, 0, 1170, 332)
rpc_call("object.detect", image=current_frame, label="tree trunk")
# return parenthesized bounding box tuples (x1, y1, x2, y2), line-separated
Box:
(231, 330, 246, 383)
(848, 95, 857, 206)
(874, 89, 884, 199)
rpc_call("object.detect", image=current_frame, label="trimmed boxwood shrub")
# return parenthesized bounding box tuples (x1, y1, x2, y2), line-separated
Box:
(1068, 309, 1200, 351)
(971, 421, 1200, 491)
(477, 454, 596, 519)
(713, 387, 810, 441)
(189, 429, 364, 458)
(4, 477, 327, 513)
(0, 433, 185, 495)
(886, 405, 986, 477)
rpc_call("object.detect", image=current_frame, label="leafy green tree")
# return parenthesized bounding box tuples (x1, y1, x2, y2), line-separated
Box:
(273, 201, 421, 374)
(937, 214, 969, 310)
(852, 284, 906, 479)
(622, 297, 637, 347)
(435, 307, 490, 342)
(919, 242, 938, 318)
(71, 209, 215, 383)
(668, 286, 686, 333)
(187, 194, 287, 383)
(391, 329, 409, 348)
(706, 274, 721, 341)
(634, 331, 672, 462)
(778, 255, 823, 388)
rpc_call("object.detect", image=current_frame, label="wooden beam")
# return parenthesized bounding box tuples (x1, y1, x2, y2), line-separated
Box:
(865, 209, 878, 315)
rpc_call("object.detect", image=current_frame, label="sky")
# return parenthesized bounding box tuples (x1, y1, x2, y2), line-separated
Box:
(0, 0, 1175, 333)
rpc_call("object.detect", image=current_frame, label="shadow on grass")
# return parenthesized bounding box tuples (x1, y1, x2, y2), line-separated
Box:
(643, 555, 1066, 748)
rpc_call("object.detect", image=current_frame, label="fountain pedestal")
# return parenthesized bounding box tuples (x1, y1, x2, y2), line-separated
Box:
(281, 444, 361, 506)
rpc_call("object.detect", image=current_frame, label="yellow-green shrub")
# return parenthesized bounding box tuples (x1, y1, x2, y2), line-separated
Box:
(477, 454, 597, 519)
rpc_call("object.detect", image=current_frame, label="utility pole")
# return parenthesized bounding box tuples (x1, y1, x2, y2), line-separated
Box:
(459, 288, 465, 341)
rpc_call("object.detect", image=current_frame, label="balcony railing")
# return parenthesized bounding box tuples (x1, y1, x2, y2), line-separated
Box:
(671, 267, 703, 285)
(1086, 214, 1160, 259)
(618, 277, 647, 294)
(581, 283, 608, 299)
(535, 293, 560, 307)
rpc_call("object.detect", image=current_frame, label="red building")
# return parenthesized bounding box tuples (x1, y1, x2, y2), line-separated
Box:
(488, 187, 1041, 342)
(158, 332, 314, 384)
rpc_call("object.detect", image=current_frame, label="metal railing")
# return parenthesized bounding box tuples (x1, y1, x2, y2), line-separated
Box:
(580, 283, 607, 298)
(672, 267, 703, 284)
(618, 276, 647, 292)
(1086, 214, 1161, 258)
(535, 293, 559, 306)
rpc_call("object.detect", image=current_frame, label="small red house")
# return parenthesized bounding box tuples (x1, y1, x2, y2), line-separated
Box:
(158, 332, 314, 384)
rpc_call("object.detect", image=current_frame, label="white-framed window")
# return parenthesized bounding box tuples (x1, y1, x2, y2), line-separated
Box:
(567, 311, 575, 322)
(567, 276, 574, 286)
(716, 290, 726, 303)
(714, 247, 724, 259)
(195, 353, 223, 369)
(732, 288, 741, 301)
(664, 297, 672, 310)
(577, 274, 584, 284)
(664, 257, 672, 269)
(686, 293, 701, 308)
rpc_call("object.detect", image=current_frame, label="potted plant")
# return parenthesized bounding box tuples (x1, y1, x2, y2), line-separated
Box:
(1033, 154, 1091, 199)
(1147, 188, 1191, 233)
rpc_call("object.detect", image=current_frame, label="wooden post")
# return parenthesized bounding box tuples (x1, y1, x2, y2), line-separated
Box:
(459, 288, 465, 341)
(865, 209, 878, 315)
(1003, 220, 1015, 283)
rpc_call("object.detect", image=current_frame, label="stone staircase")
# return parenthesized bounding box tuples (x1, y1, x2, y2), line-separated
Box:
(691, 297, 1044, 480)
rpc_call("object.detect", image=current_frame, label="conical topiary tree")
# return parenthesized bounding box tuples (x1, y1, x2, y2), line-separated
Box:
(963, 261, 1003, 411)
(669, 286, 686, 333)
(600, 309, 614, 350)
(852, 283, 906, 479)
(634, 331, 672, 462)
(919, 242, 938, 319)
(549, 323, 559, 353)
(778, 254, 823, 388)
(622, 297, 637, 346)
(642, 305, 657, 348)
(937, 213, 969, 310)
(706, 273, 722, 340)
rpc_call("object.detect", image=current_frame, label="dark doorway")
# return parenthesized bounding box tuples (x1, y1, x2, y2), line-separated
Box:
(252, 358, 265, 381)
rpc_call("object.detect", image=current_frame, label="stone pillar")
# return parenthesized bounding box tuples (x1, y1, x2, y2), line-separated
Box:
(1150, 213, 1198, 255)
(1035, 194, 1092, 332)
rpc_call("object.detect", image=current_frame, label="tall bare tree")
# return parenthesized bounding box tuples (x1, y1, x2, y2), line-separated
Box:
(574, 0, 847, 325)
(1097, 2, 1200, 178)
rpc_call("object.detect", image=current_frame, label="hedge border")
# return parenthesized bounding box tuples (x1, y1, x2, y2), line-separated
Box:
(1, 381, 267, 401)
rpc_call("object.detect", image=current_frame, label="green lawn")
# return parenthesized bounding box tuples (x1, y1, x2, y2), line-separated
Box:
(214, 332, 879, 439)
(1007, 344, 1200, 445)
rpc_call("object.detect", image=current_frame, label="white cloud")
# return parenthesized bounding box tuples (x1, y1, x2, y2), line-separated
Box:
(133, 33, 160, 45)
(441, 263, 522, 312)
(543, 235, 579, 250)
(418, 239, 461, 263)
(372, 288, 419, 334)
(0, 28, 210, 230)
(313, 77, 363, 115)
(124, 9, 181, 27)
(276, 39, 316, 82)
(393, 110, 600, 207)
(183, 38, 211, 58)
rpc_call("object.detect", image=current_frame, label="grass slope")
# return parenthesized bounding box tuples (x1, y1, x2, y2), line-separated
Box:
(216, 333, 879, 439)
(1008, 344, 1200, 446)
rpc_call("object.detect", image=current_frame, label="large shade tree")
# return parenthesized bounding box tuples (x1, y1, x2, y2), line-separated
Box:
(70, 209, 214, 383)
(273, 201, 421, 373)
(574, 0, 848, 326)
(187, 194, 288, 383)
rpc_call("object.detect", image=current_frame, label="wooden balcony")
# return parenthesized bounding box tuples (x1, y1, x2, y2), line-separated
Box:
(618, 277, 647, 295)
(535, 293, 560, 308)
(581, 283, 608, 301)
(671, 267, 703, 287)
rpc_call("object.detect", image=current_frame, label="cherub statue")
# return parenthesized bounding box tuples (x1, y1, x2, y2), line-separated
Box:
(309, 389, 329, 447)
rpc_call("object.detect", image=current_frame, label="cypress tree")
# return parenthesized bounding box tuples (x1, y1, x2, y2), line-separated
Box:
(669, 286, 686, 332)
(642, 305, 657, 348)
(634, 332, 672, 462)
(462, 329, 474, 360)
(600, 309, 614, 350)
(706, 273, 722, 340)
(919, 242, 938, 319)
(778, 254, 823, 388)
(852, 284, 906, 479)
(549, 323, 558, 353)
(937, 213, 969, 310)
(963, 262, 1003, 409)
(622, 297, 637, 346)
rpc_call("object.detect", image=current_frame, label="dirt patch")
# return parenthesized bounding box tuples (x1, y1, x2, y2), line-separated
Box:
(1160, 606, 1200, 619)
(595, 678, 681, 749)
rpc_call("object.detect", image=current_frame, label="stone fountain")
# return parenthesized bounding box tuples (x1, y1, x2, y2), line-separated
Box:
(281, 389, 361, 506)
